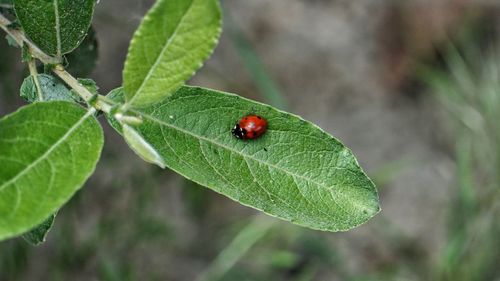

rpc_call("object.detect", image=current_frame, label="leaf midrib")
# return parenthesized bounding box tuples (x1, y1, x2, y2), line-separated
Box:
(53, 0, 62, 58)
(137, 111, 375, 214)
(0, 109, 94, 192)
(127, 0, 196, 105)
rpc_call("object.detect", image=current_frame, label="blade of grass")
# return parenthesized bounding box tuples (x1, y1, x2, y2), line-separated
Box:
(195, 215, 275, 281)
(225, 10, 287, 110)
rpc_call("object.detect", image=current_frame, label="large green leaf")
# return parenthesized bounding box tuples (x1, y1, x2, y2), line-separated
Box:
(109, 86, 380, 232)
(14, 0, 95, 57)
(0, 101, 103, 241)
(122, 0, 222, 108)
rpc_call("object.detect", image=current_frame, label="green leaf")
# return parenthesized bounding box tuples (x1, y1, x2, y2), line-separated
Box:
(107, 87, 125, 104)
(19, 75, 40, 102)
(122, 0, 222, 108)
(5, 34, 19, 48)
(68, 78, 96, 104)
(22, 213, 56, 245)
(122, 124, 166, 168)
(105, 88, 164, 167)
(0, 101, 103, 241)
(104, 87, 126, 134)
(77, 78, 98, 94)
(14, 0, 96, 57)
(65, 27, 98, 77)
(110, 86, 380, 232)
(20, 74, 79, 103)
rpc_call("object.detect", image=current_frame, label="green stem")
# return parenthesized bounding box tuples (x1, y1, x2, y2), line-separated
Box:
(27, 59, 44, 101)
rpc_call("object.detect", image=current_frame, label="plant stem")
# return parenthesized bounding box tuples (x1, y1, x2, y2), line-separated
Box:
(27, 59, 44, 101)
(0, 13, 112, 114)
(52, 65, 112, 113)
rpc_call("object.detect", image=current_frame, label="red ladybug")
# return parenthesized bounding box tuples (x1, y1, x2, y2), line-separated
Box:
(232, 115, 268, 140)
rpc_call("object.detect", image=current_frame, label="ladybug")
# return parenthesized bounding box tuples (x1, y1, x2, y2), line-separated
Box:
(232, 115, 268, 140)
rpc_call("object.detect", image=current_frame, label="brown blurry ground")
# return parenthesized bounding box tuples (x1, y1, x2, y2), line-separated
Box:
(0, 1, 499, 280)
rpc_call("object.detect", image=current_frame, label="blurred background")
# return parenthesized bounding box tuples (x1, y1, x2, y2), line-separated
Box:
(1, 0, 500, 280)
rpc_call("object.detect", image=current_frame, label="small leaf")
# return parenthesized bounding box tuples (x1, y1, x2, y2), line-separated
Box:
(122, 124, 166, 169)
(65, 27, 98, 77)
(20, 75, 39, 102)
(103, 87, 125, 134)
(5, 34, 19, 48)
(14, 0, 96, 57)
(22, 213, 56, 246)
(123, 0, 222, 108)
(0, 101, 104, 241)
(68, 78, 97, 105)
(20, 74, 79, 103)
(76, 78, 98, 95)
(107, 87, 125, 104)
(109, 86, 380, 232)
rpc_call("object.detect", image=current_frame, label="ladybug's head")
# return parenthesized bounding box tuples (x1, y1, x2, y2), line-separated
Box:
(231, 124, 247, 139)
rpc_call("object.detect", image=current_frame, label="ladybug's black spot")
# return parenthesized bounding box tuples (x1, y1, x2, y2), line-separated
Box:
(257, 116, 262, 119)
(253, 132, 257, 137)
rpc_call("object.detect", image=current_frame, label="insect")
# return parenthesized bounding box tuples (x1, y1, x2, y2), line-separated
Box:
(231, 114, 268, 140)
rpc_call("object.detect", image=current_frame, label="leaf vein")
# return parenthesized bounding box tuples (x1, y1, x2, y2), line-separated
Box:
(0, 109, 94, 192)
(198, 139, 245, 201)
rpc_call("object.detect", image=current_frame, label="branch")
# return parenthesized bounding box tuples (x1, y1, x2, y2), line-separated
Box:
(52, 66, 112, 113)
(0, 13, 112, 113)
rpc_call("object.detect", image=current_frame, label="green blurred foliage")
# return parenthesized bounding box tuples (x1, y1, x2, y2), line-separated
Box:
(418, 22, 500, 281)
